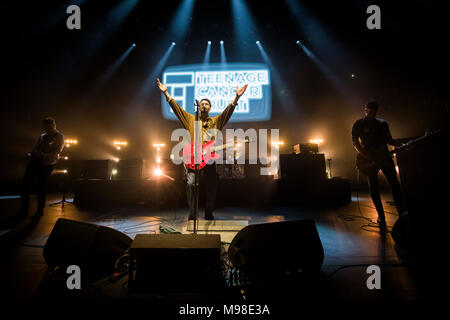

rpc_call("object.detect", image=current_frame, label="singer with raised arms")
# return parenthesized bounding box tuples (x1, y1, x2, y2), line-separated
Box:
(157, 78, 248, 220)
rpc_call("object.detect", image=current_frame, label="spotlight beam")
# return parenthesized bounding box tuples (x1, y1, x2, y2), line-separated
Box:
(256, 42, 296, 113)
(203, 42, 211, 65)
(134, 42, 176, 108)
(296, 42, 350, 97)
(231, 0, 263, 59)
(170, 0, 195, 38)
(98, 43, 136, 89)
(220, 41, 227, 64)
(285, 0, 354, 79)
(76, 0, 139, 64)
(133, 0, 195, 110)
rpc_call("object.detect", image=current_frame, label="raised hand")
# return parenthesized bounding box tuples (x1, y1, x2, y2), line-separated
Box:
(236, 84, 248, 97)
(157, 78, 167, 92)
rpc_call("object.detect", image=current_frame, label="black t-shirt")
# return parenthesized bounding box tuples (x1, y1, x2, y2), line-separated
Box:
(352, 117, 392, 153)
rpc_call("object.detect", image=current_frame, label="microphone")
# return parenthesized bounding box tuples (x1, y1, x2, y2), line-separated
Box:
(195, 99, 200, 107)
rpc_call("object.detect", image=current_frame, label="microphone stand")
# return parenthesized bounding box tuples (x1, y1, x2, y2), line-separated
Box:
(193, 101, 200, 234)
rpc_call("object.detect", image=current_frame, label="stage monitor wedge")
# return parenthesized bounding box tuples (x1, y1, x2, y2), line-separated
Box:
(128, 234, 222, 294)
(228, 220, 324, 282)
(43, 218, 132, 281)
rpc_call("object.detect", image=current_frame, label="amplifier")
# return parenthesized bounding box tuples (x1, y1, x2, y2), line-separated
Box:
(279, 153, 326, 181)
(116, 159, 143, 180)
(81, 160, 113, 180)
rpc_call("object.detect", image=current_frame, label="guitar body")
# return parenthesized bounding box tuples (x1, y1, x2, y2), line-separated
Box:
(356, 144, 396, 176)
(183, 140, 221, 170)
(356, 153, 382, 176)
(356, 130, 439, 176)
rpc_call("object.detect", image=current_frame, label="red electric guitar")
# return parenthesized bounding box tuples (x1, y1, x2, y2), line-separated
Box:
(183, 139, 249, 170)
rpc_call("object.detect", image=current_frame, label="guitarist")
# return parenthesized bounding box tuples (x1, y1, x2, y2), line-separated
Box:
(352, 101, 406, 231)
(157, 78, 248, 220)
(16, 117, 65, 221)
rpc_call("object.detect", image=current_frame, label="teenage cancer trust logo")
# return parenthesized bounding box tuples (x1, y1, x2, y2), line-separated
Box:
(161, 63, 271, 122)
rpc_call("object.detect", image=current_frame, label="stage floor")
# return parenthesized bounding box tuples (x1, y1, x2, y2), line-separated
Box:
(0, 192, 424, 300)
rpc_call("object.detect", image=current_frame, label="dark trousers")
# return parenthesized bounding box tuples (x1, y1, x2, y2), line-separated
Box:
(185, 164, 218, 218)
(20, 160, 54, 215)
(367, 164, 405, 221)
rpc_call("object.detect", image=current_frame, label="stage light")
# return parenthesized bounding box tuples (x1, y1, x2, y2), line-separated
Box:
(132, 43, 136, 47)
(172, 42, 176, 46)
(114, 140, 128, 146)
(296, 40, 300, 45)
(256, 40, 260, 44)
(113, 158, 120, 162)
(310, 138, 324, 144)
(65, 138, 78, 147)
(63, 156, 69, 160)
(116, 146, 121, 150)
(351, 74, 355, 78)
(53, 169, 69, 174)
(208, 41, 211, 45)
(156, 157, 161, 164)
(154, 167, 163, 176)
(271, 141, 284, 149)
(153, 143, 165, 148)
(220, 40, 224, 44)
(112, 169, 118, 175)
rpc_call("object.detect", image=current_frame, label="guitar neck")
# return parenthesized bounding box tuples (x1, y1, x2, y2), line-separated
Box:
(211, 142, 238, 153)
(210, 139, 250, 153)
(390, 133, 429, 155)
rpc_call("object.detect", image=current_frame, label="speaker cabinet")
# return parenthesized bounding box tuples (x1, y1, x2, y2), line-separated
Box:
(395, 130, 446, 250)
(43, 218, 132, 281)
(228, 220, 324, 282)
